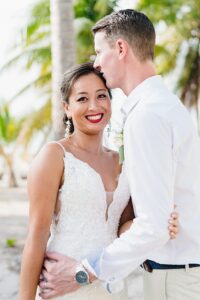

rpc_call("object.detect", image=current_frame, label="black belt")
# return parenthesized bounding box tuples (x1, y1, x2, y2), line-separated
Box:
(142, 260, 200, 273)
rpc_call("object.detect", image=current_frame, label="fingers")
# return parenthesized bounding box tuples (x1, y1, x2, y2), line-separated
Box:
(39, 289, 56, 299)
(169, 218, 178, 227)
(39, 282, 80, 299)
(43, 259, 56, 272)
(169, 223, 179, 239)
(169, 228, 178, 239)
(39, 279, 54, 290)
(45, 251, 65, 261)
(45, 252, 76, 266)
(169, 232, 176, 239)
(169, 210, 179, 239)
(170, 211, 179, 220)
(169, 211, 179, 226)
(40, 269, 53, 283)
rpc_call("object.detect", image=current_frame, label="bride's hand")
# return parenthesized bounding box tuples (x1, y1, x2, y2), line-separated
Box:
(118, 212, 179, 239)
(168, 211, 179, 239)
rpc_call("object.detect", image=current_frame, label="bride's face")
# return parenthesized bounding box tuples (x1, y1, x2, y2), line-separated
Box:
(64, 73, 111, 135)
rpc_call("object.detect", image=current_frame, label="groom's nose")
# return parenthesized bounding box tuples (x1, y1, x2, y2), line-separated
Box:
(93, 57, 101, 72)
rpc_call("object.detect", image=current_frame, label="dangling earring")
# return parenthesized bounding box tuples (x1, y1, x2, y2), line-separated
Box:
(106, 122, 111, 138)
(65, 119, 71, 138)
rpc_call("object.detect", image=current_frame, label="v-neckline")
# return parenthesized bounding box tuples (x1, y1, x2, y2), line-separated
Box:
(64, 151, 123, 195)
(62, 150, 125, 222)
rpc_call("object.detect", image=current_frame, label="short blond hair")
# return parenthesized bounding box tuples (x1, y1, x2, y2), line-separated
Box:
(92, 9, 155, 61)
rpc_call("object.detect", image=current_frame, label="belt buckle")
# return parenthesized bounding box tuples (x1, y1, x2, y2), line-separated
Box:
(143, 261, 153, 273)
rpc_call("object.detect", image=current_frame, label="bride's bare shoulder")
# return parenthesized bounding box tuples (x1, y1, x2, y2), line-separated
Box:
(104, 147, 120, 165)
(43, 138, 72, 154)
(104, 146, 118, 156)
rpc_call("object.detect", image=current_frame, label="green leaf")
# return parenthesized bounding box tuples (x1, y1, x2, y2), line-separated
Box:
(6, 238, 16, 248)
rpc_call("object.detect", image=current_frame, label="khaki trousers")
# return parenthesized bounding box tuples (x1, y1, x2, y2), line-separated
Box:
(143, 266, 200, 300)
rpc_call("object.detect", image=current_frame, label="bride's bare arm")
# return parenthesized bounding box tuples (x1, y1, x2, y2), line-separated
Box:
(118, 199, 134, 236)
(19, 143, 64, 300)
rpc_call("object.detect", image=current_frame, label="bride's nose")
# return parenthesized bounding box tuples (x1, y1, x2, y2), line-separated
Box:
(88, 99, 99, 110)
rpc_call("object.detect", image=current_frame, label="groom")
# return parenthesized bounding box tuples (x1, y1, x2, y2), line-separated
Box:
(40, 9, 200, 300)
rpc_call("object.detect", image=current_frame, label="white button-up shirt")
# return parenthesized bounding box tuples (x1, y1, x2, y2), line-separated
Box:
(83, 75, 200, 290)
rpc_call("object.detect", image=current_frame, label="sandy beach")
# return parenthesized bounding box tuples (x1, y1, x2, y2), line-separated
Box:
(0, 187, 28, 300)
(0, 186, 143, 300)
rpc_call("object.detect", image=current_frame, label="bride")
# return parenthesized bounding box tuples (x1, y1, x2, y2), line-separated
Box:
(19, 62, 178, 300)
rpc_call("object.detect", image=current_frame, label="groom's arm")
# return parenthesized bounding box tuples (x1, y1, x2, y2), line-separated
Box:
(83, 110, 175, 288)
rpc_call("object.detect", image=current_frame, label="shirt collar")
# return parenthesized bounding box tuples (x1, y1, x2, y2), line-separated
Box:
(121, 75, 162, 118)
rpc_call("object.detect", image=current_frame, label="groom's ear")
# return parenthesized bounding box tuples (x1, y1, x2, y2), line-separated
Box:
(115, 38, 128, 59)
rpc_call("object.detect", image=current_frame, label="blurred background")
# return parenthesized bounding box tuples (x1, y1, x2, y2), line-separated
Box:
(0, 0, 199, 299)
(0, 0, 199, 188)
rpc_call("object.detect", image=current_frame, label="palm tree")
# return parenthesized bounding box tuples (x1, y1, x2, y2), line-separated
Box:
(74, 0, 118, 62)
(0, 103, 23, 187)
(137, 0, 200, 127)
(0, 0, 117, 141)
(0, 101, 51, 186)
(50, 0, 76, 139)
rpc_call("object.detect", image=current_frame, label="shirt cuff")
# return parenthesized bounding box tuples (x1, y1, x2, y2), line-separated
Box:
(82, 259, 98, 278)
(82, 248, 103, 277)
(82, 259, 125, 294)
(102, 279, 125, 294)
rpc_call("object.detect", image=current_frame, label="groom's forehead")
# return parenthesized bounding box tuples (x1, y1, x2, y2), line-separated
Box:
(94, 32, 106, 44)
(94, 32, 111, 50)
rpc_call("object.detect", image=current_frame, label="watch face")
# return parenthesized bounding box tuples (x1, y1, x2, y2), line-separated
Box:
(75, 270, 88, 285)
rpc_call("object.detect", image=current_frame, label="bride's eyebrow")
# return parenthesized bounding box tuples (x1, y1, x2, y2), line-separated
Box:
(96, 89, 107, 92)
(76, 92, 88, 95)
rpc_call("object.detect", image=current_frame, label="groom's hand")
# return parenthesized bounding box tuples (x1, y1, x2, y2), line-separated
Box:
(39, 252, 80, 299)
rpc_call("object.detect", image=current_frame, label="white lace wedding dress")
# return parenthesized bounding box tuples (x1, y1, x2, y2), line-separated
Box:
(37, 143, 130, 299)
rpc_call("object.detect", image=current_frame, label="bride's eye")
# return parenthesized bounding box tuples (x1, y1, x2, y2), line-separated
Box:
(77, 97, 87, 102)
(98, 94, 107, 99)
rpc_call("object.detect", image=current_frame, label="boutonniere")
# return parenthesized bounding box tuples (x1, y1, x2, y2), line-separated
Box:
(114, 131, 124, 164)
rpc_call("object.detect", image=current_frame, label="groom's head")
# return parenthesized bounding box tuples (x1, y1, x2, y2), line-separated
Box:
(92, 9, 156, 92)
(93, 9, 155, 62)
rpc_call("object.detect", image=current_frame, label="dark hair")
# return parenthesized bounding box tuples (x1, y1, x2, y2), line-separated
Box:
(61, 62, 112, 134)
(92, 9, 155, 61)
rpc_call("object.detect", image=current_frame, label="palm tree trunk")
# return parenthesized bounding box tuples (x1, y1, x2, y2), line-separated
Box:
(50, 0, 76, 140)
(7, 164, 18, 187)
(0, 146, 18, 187)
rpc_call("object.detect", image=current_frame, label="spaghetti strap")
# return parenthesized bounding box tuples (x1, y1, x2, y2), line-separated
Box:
(49, 141, 66, 155)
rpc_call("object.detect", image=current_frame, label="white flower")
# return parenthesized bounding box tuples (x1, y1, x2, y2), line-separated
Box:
(114, 131, 124, 148)
(114, 130, 124, 163)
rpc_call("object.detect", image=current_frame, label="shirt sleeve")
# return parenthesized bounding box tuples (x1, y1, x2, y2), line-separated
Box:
(83, 110, 175, 286)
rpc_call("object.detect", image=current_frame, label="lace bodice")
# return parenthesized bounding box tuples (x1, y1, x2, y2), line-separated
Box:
(44, 145, 130, 300)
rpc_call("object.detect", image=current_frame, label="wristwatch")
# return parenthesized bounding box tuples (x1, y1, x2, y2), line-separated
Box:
(75, 264, 90, 285)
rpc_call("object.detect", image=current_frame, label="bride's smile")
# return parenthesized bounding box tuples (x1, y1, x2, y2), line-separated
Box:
(63, 72, 111, 136)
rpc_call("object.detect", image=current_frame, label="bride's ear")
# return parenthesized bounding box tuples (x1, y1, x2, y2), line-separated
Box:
(63, 101, 72, 119)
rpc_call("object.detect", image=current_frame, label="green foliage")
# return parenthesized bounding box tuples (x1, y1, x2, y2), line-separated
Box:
(1, 0, 117, 103)
(74, 0, 117, 21)
(26, 0, 50, 46)
(74, 0, 117, 62)
(18, 100, 52, 148)
(75, 17, 95, 62)
(137, 0, 200, 107)
(6, 238, 16, 248)
(0, 102, 24, 143)
(0, 0, 118, 146)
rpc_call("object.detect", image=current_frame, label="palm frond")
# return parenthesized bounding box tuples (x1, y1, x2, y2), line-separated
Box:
(15, 99, 52, 148)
